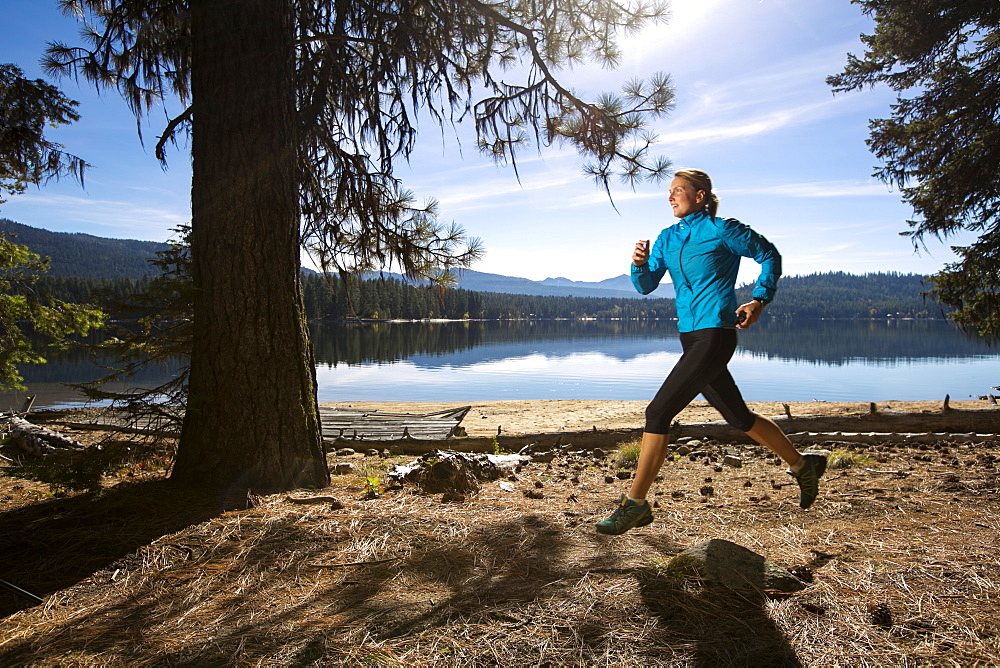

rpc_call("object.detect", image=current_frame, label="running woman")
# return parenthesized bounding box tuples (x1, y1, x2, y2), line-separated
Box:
(596, 169, 827, 535)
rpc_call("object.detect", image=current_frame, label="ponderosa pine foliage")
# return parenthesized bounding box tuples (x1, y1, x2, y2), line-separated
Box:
(0, 63, 90, 204)
(43, 0, 675, 493)
(828, 0, 1000, 341)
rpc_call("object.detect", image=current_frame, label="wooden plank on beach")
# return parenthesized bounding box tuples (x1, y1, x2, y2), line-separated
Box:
(319, 406, 471, 441)
(25, 406, 471, 442)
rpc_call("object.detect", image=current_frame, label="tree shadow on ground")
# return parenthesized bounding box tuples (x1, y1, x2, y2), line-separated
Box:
(0, 495, 802, 665)
(0, 478, 237, 618)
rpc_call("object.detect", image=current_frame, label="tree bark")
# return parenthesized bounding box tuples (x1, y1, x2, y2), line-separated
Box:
(171, 0, 329, 492)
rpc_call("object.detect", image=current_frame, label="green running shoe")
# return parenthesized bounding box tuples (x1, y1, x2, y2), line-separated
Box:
(595, 494, 654, 535)
(790, 453, 827, 509)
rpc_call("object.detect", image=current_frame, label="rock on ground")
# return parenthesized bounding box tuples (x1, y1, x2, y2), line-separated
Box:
(667, 538, 806, 593)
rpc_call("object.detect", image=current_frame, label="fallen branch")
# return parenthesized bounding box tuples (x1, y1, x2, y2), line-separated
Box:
(864, 468, 910, 477)
(285, 495, 344, 509)
(0, 578, 44, 605)
(285, 495, 342, 504)
(676, 408, 1000, 443)
(309, 557, 401, 569)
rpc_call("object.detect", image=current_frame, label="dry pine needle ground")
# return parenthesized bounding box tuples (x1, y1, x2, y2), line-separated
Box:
(0, 417, 999, 666)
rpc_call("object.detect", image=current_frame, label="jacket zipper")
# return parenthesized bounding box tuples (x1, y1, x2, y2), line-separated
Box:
(678, 226, 692, 291)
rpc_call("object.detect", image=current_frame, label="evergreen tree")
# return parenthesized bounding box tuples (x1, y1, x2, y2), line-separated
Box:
(828, 0, 1000, 339)
(45, 0, 674, 493)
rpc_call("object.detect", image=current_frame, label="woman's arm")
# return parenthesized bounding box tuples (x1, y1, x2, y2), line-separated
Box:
(630, 233, 668, 295)
(722, 219, 781, 303)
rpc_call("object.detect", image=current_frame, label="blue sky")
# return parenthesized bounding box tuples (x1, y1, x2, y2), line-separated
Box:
(2, 1, 969, 284)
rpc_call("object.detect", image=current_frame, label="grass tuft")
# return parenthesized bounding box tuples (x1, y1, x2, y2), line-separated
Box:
(827, 447, 876, 469)
(612, 439, 642, 469)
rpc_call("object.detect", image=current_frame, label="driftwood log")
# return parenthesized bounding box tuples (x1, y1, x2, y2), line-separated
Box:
(786, 431, 999, 446)
(3, 417, 86, 457)
(675, 406, 1000, 444)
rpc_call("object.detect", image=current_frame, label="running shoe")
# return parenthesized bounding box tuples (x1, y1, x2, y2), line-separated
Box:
(789, 453, 827, 509)
(595, 494, 654, 535)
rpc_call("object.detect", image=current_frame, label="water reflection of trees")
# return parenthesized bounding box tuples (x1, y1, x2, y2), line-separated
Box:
(10, 319, 995, 409)
(24, 319, 990, 381)
(16, 331, 184, 386)
(737, 319, 991, 364)
(310, 318, 992, 367)
(309, 320, 678, 367)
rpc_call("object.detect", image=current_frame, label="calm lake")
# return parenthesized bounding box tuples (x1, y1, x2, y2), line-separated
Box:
(3, 319, 997, 411)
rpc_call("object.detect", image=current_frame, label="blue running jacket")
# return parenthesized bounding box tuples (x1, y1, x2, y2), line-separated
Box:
(631, 209, 781, 332)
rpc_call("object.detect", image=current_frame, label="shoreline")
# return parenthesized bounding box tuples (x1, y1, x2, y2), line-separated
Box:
(320, 398, 981, 438)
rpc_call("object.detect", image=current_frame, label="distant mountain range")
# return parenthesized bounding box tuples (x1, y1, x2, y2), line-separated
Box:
(452, 269, 674, 300)
(1, 219, 671, 299)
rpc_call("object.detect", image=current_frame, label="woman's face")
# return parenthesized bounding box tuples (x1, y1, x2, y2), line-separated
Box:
(668, 177, 705, 218)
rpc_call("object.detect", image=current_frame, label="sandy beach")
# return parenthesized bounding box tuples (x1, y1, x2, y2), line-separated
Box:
(322, 398, 974, 437)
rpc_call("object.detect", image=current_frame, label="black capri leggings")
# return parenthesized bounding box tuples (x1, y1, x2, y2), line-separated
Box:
(644, 328, 756, 434)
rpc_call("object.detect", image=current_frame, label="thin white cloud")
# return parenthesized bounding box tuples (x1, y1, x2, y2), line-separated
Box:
(640, 29, 882, 147)
(660, 112, 795, 145)
(7, 193, 186, 240)
(434, 173, 577, 210)
(561, 189, 664, 209)
(726, 180, 898, 198)
(822, 243, 857, 254)
(658, 85, 868, 148)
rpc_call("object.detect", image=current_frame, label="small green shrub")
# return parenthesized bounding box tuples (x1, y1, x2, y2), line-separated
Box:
(354, 461, 387, 499)
(10, 438, 175, 492)
(364, 476, 381, 499)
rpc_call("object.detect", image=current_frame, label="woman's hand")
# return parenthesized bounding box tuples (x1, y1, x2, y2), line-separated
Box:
(633, 239, 651, 267)
(735, 299, 765, 329)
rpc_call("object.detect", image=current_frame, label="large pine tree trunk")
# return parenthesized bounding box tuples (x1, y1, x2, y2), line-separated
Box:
(171, 0, 329, 492)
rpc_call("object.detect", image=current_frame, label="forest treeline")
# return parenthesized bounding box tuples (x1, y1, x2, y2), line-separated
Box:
(306, 271, 945, 320)
(734, 271, 944, 320)
(0, 220, 169, 280)
(28, 269, 946, 321)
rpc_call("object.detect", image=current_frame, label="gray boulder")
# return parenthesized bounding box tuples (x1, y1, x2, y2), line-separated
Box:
(666, 539, 806, 593)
